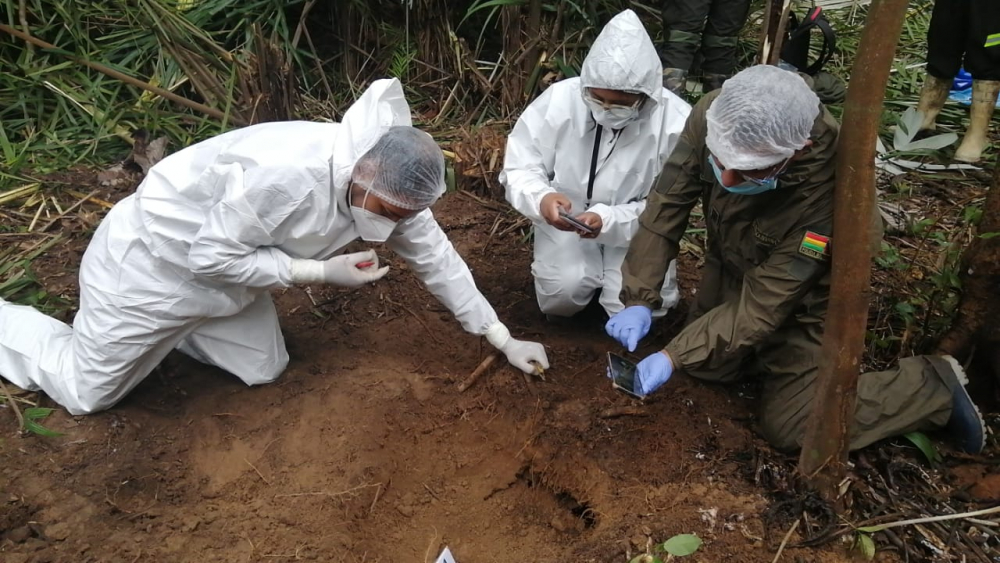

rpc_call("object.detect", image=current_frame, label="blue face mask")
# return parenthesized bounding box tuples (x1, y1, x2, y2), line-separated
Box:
(708, 156, 783, 195)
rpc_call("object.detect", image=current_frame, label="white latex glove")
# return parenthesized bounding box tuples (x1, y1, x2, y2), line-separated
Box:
(289, 250, 389, 287)
(485, 322, 550, 374)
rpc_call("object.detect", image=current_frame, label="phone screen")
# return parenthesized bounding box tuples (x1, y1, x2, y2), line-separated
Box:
(607, 352, 644, 399)
(558, 210, 595, 234)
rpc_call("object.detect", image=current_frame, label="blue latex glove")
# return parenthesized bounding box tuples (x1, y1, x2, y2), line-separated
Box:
(635, 351, 673, 396)
(605, 306, 652, 352)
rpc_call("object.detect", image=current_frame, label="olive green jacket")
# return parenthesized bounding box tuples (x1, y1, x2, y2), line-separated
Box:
(621, 90, 849, 371)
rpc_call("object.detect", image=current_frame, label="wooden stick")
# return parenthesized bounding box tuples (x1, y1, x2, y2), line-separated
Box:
(0, 377, 26, 432)
(65, 189, 114, 210)
(598, 406, 649, 419)
(861, 505, 1000, 533)
(771, 518, 800, 563)
(37, 189, 101, 232)
(457, 351, 501, 393)
(0, 23, 244, 125)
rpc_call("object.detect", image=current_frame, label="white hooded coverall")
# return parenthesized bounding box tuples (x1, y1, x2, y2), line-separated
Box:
(501, 9, 691, 317)
(0, 79, 503, 415)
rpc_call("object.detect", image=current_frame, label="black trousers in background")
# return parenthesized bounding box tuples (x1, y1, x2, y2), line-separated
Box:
(927, 0, 1000, 80)
(660, 0, 752, 75)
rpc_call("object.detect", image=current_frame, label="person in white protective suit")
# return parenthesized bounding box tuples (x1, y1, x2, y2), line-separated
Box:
(0, 78, 549, 416)
(501, 9, 691, 319)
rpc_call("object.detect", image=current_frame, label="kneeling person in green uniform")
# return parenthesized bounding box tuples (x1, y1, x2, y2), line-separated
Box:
(605, 65, 986, 454)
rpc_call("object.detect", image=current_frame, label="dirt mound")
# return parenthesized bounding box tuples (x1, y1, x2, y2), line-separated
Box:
(1, 188, 989, 563)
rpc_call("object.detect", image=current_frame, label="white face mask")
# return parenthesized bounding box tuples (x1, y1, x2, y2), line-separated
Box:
(584, 98, 640, 130)
(350, 190, 398, 242)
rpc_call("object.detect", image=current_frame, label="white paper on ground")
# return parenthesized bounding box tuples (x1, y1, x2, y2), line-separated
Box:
(435, 547, 457, 563)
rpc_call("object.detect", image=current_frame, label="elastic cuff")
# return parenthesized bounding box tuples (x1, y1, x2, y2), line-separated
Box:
(484, 321, 511, 350)
(663, 344, 682, 371)
(623, 299, 658, 310)
(289, 259, 323, 284)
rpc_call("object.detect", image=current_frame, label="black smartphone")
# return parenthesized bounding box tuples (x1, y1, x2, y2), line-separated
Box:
(607, 352, 644, 399)
(558, 209, 595, 234)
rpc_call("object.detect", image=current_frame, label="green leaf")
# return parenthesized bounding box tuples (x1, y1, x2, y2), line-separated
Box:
(445, 163, 456, 193)
(978, 231, 1000, 240)
(903, 431, 942, 464)
(24, 407, 56, 421)
(662, 534, 703, 557)
(23, 419, 64, 438)
(856, 533, 876, 560)
(459, 0, 527, 28)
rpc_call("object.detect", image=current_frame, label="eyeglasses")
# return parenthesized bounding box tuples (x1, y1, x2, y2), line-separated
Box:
(584, 89, 644, 111)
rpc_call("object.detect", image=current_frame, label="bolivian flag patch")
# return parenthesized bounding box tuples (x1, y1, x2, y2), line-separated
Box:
(799, 231, 830, 260)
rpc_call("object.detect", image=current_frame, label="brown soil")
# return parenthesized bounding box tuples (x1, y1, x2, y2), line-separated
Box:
(0, 171, 985, 563)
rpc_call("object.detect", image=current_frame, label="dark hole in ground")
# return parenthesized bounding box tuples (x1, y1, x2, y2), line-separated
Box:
(516, 465, 598, 530)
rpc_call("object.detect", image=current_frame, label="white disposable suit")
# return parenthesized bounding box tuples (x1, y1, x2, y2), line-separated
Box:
(501, 9, 691, 317)
(0, 79, 512, 415)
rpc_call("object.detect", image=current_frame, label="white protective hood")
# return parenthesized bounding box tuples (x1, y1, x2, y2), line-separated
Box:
(579, 9, 664, 109)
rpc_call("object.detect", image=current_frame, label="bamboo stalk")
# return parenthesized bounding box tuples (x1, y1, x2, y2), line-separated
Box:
(37, 189, 101, 232)
(0, 183, 40, 206)
(0, 23, 245, 126)
(0, 377, 25, 431)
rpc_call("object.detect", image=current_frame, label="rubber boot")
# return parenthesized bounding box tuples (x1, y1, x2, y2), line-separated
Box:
(915, 74, 952, 131)
(954, 80, 1000, 163)
(702, 73, 728, 93)
(663, 68, 687, 96)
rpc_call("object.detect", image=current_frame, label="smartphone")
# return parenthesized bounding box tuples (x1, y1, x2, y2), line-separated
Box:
(607, 352, 645, 399)
(558, 209, 595, 234)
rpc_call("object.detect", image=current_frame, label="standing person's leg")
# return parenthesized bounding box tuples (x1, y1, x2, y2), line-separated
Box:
(755, 318, 968, 452)
(176, 291, 289, 385)
(953, 0, 1000, 162)
(700, 0, 753, 91)
(599, 246, 680, 319)
(919, 0, 969, 130)
(661, 0, 713, 94)
(531, 226, 603, 318)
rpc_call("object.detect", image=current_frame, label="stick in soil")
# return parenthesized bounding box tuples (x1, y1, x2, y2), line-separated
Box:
(457, 351, 501, 393)
(37, 189, 102, 233)
(0, 377, 25, 431)
(598, 406, 649, 419)
(368, 483, 383, 516)
(772, 518, 800, 563)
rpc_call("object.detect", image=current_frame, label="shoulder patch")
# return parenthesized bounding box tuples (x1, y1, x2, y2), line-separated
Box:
(799, 231, 831, 260)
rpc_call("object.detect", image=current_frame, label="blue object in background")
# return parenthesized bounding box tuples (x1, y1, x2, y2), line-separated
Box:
(948, 67, 1000, 107)
(952, 68, 972, 91)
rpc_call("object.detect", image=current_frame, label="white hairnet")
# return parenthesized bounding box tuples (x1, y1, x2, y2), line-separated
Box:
(353, 126, 446, 210)
(705, 65, 821, 171)
(579, 9, 663, 104)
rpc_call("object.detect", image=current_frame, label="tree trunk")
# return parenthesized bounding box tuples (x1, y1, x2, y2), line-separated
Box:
(936, 164, 1000, 402)
(936, 164, 1000, 359)
(797, 0, 911, 501)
